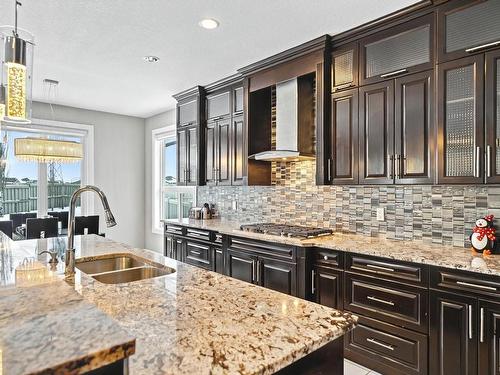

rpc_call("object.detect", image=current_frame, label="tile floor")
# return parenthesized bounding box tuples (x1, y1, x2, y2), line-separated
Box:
(344, 359, 382, 375)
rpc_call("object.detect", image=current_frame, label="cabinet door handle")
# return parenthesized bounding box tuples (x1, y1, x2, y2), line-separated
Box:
(327, 158, 332, 182)
(366, 338, 395, 351)
(366, 264, 395, 273)
(480, 307, 485, 343)
(395, 154, 401, 179)
(188, 243, 207, 250)
(311, 270, 316, 294)
(475, 146, 481, 178)
(367, 295, 395, 306)
(256, 260, 260, 283)
(387, 155, 394, 179)
(487, 145, 492, 178)
(333, 82, 355, 92)
(466, 40, 500, 53)
(380, 69, 408, 78)
(252, 260, 256, 283)
(468, 304, 473, 340)
(456, 280, 497, 292)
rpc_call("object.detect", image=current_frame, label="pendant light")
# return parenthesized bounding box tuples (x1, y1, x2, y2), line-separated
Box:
(0, 0, 34, 124)
(14, 79, 83, 163)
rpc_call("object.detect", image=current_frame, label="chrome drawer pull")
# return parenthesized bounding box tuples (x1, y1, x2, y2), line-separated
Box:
(188, 229, 209, 236)
(366, 264, 395, 272)
(190, 250, 201, 256)
(188, 243, 207, 250)
(323, 255, 329, 261)
(480, 307, 485, 343)
(367, 295, 395, 306)
(380, 68, 408, 78)
(366, 338, 394, 351)
(311, 270, 316, 294)
(468, 305, 473, 339)
(466, 40, 500, 53)
(456, 281, 497, 292)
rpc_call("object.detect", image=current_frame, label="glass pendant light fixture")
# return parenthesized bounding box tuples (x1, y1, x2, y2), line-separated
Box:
(0, 0, 34, 124)
(14, 79, 84, 163)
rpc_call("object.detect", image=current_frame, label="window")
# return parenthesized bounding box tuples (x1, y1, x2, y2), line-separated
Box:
(0, 119, 94, 224)
(152, 126, 195, 234)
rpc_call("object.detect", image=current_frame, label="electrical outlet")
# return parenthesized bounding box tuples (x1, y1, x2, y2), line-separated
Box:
(376, 207, 385, 221)
(232, 200, 238, 210)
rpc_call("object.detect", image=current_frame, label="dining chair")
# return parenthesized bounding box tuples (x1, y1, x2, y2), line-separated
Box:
(74, 215, 99, 235)
(0, 220, 13, 239)
(26, 217, 59, 239)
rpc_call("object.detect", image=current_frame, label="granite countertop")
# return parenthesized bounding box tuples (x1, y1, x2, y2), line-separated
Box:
(1, 234, 356, 375)
(164, 218, 500, 277)
(0, 235, 135, 375)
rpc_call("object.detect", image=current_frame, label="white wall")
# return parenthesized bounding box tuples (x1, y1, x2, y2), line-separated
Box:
(32, 101, 146, 248)
(144, 109, 176, 252)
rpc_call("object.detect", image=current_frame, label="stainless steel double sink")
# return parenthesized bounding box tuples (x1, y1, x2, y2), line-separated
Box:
(76, 254, 175, 284)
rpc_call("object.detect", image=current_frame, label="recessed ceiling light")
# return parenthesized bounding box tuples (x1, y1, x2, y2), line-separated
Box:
(143, 56, 160, 63)
(199, 18, 219, 29)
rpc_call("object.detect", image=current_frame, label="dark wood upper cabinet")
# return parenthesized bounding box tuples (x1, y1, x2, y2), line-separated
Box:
(485, 49, 500, 183)
(394, 70, 434, 184)
(429, 290, 478, 375)
(234, 87, 244, 114)
(207, 91, 230, 120)
(359, 14, 434, 86)
(331, 43, 358, 92)
(231, 115, 246, 185)
(177, 125, 200, 185)
(359, 80, 394, 184)
(217, 118, 231, 185)
(205, 121, 216, 186)
(329, 88, 358, 184)
(437, 0, 500, 63)
(437, 55, 485, 184)
(178, 99, 198, 126)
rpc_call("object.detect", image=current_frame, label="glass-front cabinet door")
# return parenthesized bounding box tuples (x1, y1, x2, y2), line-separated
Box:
(437, 55, 484, 183)
(438, 0, 500, 62)
(486, 50, 500, 183)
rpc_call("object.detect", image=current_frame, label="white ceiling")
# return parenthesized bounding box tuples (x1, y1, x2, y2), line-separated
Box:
(0, 0, 420, 118)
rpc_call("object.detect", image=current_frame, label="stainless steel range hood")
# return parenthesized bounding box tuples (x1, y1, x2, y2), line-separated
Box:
(253, 76, 315, 162)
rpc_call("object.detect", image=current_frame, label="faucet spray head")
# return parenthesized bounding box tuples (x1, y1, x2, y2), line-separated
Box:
(104, 209, 117, 227)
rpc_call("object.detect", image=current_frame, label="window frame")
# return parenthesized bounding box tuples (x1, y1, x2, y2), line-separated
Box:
(2, 118, 94, 216)
(152, 125, 196, 234)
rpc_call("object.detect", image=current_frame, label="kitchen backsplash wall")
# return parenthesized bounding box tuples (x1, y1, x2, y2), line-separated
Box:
(198, 160, 500, 248)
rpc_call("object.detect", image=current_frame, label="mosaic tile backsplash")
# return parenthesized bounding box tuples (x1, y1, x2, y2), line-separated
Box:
(198, 160, 500, 248)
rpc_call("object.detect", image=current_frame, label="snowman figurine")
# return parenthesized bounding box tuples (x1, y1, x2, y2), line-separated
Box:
(470, 214, 497, 255)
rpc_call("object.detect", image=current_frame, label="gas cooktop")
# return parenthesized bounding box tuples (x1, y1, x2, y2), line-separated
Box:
(239, 223, 333, 239)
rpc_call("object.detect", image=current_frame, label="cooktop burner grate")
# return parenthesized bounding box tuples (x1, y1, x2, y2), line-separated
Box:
(240, 223, 333, 238)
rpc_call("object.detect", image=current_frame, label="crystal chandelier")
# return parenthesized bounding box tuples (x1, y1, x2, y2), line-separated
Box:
(0, 1, 34, 124)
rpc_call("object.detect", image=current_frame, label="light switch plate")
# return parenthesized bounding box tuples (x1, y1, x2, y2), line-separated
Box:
(376, 207, 385, 221)
(232, 200, 238, 210)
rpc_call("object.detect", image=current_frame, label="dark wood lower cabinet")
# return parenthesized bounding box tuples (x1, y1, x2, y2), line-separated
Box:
(312, 265, 343, 309)
(226, 249, 256, 284)
(345, 315, 428, 375)
(479, 300, 500, 375)
(260, 257, 296, 295)
(429, 290, 478, 375)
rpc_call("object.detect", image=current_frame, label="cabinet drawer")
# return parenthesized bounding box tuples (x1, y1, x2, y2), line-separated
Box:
(430, 267, 500, 298)
(185, 228, 212, 242)
(185, 241, 212, 270)
(165, 224, 184, 236)
(228, 236, 295, 262)
(345, 316, 428, 375)
(345, 273, 428, 333)
(314, 248, 343, 268)
(346, 253, 427, 285)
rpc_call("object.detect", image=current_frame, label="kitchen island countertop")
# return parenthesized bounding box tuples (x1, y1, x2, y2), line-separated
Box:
(0, 234, 356, 375)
